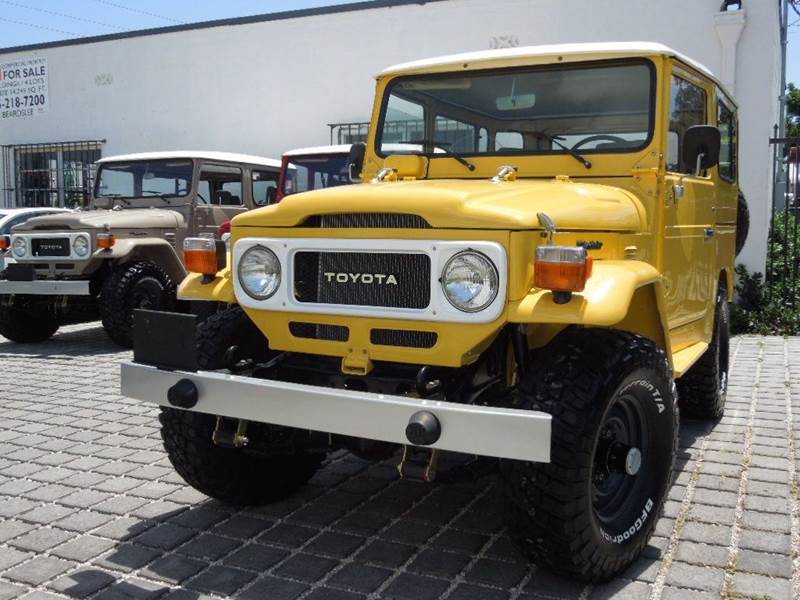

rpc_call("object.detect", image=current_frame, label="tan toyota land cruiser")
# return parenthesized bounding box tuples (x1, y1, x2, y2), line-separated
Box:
(122, 43, 745, 581)
(0, 151, 281, 346)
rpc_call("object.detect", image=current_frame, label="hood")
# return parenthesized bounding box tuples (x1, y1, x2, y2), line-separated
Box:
(15, 208, 183, 232)
(234, 178, 645, 231)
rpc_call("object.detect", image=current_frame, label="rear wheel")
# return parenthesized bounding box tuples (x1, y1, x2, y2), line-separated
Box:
(676, 286, 729, 419)
(501, 328, 678, 582)
(160, 307, 324, 505)
(100, 261, 175, 348)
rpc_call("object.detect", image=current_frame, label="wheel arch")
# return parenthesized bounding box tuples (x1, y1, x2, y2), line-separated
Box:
(111, 238, 186, 283)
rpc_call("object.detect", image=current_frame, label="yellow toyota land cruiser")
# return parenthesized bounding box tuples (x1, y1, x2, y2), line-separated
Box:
(122, 43, 743, 581)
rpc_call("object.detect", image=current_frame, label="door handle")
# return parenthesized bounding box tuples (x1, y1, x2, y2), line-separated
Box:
(704, 227, 715, 239)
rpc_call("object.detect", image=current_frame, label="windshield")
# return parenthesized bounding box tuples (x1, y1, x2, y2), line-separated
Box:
(377, 60, 654, 158)
(282, 154, 352, 197)
(95, 160, 193, 201)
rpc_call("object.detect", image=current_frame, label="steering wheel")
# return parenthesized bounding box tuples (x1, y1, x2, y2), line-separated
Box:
(571, 134, 629, 151)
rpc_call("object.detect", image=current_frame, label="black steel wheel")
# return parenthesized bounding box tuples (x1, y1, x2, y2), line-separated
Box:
(501, 328, 678, 582)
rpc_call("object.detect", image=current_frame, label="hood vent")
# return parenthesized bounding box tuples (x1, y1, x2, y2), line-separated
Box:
(301, 213, 431, 229)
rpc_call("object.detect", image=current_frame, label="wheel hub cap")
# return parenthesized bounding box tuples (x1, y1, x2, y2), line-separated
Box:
(625, 447, 642, 476)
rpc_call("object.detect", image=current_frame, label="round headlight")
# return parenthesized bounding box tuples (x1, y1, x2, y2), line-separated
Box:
(72, 236, 89, 257)
(441, 250, 499, 312)
(11, 237, 27, 258)
(238, 245, 281, 299)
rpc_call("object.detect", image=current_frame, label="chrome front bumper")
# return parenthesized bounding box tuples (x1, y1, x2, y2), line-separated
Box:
(0, 279, 91, 296)
(120, 362, 551, 462)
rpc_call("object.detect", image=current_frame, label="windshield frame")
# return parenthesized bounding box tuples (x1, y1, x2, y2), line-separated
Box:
(93, 158, 196, 202)
(374, 58, 657, 161)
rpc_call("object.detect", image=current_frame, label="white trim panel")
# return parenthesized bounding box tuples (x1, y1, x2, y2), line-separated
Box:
(10, 232, 92, 261)
(232, 237, 508, 324)
(121, 362, 551, 462)
(0, 279, 90, 296)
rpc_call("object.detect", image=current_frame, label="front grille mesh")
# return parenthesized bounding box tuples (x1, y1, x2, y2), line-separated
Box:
(370, 329, 438, 349)
(293, 251, 430, 309)
(301, 213, 431, 229)
(289, 322, 349, 342)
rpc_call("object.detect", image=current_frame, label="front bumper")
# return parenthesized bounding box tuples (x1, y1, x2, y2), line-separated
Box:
(120, 361, 552, 462)
(0, 279, 91, 296)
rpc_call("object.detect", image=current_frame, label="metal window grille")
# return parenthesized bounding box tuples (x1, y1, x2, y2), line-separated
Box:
(767, 131, 800, 305)
(328, 119, 478, 148)
(1, 140, 104, 209)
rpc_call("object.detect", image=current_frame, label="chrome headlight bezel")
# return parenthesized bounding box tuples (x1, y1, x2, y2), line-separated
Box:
(11, 236, 27, 258)
(441, 250, 499, 313)
(72, 235, 90, 258)
(237, 244, 281, 300)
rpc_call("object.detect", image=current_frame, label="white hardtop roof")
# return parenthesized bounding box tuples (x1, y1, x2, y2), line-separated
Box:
(379, 42, 724, 94)
(97, 151, 282, 170)
(0, 207, 70, 214)
(283, 144, 353, 157)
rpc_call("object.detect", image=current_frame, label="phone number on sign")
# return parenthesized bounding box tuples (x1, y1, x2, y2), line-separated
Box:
(1, 94, 46, 109)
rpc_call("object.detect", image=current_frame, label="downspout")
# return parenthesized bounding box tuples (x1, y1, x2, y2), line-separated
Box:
(713, 5, 747, 96)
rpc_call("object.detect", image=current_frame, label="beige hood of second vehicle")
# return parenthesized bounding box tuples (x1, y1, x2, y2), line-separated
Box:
(15, 208, 184, 231)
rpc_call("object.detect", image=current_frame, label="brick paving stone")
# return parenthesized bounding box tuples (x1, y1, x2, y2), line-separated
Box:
(0, 327, 798, 600)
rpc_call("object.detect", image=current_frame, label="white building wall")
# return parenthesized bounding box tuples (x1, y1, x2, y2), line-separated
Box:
(0, 0, 781, 272)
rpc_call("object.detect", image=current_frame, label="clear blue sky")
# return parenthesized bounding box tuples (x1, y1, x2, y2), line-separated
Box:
(0, 0, 798, 85)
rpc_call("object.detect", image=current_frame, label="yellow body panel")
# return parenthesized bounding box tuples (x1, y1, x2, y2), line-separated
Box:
(178, 268, 235, 304)
(181, 49, 737, 377)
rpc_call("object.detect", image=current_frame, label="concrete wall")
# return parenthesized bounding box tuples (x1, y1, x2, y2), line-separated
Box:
(0, 0, 781, 271)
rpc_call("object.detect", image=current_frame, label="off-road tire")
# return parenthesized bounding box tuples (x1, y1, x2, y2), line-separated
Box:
(500, 328, 678, 582)
(676, 286, 729, 420)
(0, 292, 59, 343)
(99, 261, 175, 348)
(160, 306, 323, 505)
(735, 191, 749, 257)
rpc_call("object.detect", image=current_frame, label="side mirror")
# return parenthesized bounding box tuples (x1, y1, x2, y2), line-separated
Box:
(682, 125, 720, 176)
(347, 142, 366, 182)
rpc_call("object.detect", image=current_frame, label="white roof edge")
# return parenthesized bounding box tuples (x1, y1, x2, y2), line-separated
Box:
(96, 150, 282, 169)
(378, 42, 730, 99)
(282, 144, 353, 157)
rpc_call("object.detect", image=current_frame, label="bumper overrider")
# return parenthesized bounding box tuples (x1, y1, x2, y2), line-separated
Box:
(121, 310, 552, 463)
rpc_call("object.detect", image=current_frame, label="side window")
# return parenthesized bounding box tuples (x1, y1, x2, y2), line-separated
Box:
(667, 75, 707, 173)
(717, 99, 737, 182)
(252, 170, 279, 206)
(198, 165, 243, 206)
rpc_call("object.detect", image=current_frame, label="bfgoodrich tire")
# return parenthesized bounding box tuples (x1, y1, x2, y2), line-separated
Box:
(160, 307, 323, 506)
(99, 261, 175, 348)
(676, 285, 730, 420)
(0, 296, 59, 343)
(500, 328, 678, 582)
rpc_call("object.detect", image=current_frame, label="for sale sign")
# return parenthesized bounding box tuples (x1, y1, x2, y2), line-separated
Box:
(0, 56, 49, 120)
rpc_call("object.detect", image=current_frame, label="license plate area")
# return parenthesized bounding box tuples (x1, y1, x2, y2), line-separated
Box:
(5, 263, 35, 281)
(133, 309, 198, 371)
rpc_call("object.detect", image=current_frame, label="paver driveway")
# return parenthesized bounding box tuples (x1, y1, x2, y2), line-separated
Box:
(0, 323, 797, 600)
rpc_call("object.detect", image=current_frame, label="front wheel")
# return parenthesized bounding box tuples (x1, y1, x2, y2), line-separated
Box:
(501, 328, 678, 582)
(99, 261, 175, 348)
(160, 307, 324, 505)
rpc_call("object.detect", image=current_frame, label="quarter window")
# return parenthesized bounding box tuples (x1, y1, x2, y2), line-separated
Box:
(717, 99, 737, 182)
(667, 75, 707, 173)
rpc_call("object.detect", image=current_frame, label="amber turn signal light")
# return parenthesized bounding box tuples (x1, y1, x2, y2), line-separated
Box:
(0, 235, 9, 251)
(184, 237, 220, 276)
(534, 245, 593, 293)
(97, 232, 115, 249)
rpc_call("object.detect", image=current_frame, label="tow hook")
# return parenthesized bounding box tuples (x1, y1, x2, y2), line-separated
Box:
(212, 417, 249, 449)
(398, 445, 439, 482)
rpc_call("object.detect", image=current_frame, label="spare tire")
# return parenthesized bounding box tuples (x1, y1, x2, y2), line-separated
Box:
(736, 191, 749, 257)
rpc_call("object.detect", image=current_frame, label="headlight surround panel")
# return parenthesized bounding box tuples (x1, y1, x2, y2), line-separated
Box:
(9, 232, 92, 260)
(232, 238, 508, 324)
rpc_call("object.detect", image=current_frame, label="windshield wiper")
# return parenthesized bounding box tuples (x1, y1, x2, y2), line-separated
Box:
(142, 190, 172, 204)
(397, 139, 476, 172)
(529, 131, 592, 169)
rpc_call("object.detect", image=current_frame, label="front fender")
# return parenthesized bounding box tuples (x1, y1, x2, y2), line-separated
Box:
(101, 238, 185, 283)
(177, 268, 235, 303)
(508, 260, 663, 326)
